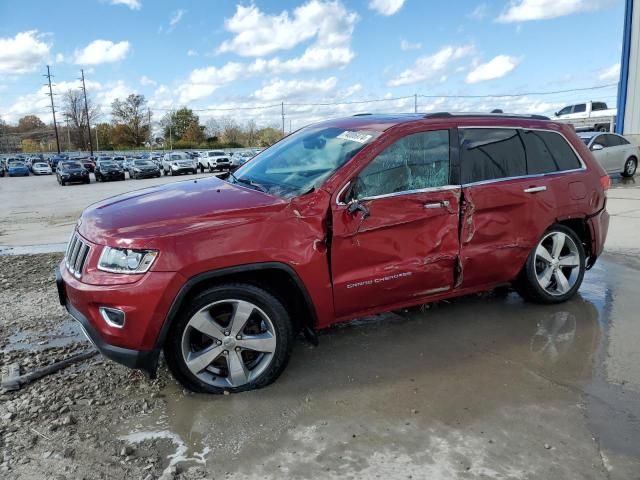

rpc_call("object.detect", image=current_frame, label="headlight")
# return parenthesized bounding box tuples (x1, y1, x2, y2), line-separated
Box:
(172, 162, 179, 167)
(98, 247, 158, 274)
(134, 168, 141, 172)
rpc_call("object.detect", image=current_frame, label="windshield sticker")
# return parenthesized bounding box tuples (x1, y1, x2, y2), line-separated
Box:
(337, 131, 373, 144)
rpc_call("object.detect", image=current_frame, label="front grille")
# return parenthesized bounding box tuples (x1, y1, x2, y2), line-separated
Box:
(65, 232, 90, 278)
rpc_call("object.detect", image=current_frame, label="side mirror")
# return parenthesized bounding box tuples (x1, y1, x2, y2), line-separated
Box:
(591, 143, 604, 151)
(347, 199, 370, 219)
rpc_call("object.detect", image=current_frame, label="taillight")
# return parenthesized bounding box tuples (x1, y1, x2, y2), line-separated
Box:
(600, 175, 610, 192)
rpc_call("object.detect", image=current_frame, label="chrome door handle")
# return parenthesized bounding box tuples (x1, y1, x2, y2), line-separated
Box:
(424, 200, 450, 209)
(524, 186, 547, 193)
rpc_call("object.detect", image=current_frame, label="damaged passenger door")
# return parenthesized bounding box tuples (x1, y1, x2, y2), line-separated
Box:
(330, 129, 461, 318)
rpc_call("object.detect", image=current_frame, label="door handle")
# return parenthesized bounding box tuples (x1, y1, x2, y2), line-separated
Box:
(523, 186, 547, 193)
(424, 200, 450, 209)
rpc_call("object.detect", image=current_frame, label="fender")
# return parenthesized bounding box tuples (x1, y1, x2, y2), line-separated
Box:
(153, 262, 319, 353)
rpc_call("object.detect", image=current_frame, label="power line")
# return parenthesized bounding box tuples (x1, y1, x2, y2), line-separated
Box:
(417, 83, 617, 99)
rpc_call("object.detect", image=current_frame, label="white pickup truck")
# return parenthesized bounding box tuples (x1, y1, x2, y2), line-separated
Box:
(198, 150, 231, 172)
(552, 101, 617, 132)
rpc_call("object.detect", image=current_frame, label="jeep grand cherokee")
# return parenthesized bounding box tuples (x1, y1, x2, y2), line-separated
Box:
(56, 113, 610, 394)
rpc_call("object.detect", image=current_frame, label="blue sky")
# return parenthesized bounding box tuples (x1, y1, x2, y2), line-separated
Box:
(0, 0, 625, 129)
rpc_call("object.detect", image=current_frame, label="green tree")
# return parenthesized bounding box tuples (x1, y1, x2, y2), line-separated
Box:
(95, 123, 114, 150)
(257, 127, 283, 147)
(111, 94, 151, 147)
(162, 108, 199, 141)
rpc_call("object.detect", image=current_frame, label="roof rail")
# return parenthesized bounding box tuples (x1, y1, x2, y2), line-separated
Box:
(352, 113, 372, 116)
(424, 112, 550, 121)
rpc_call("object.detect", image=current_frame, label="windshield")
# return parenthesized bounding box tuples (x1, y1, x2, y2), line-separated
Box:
(11, 161, 25, 166)
(33, 163, 48, 168)
(134, 160, 153, 166)
(208, 151, 225, 157)
(99, 161, 117, 167)
(171, 154, 190, 160)
(232, 126, 380, 198)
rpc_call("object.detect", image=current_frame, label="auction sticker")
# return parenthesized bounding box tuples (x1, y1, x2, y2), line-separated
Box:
(337, 131, 373, 144)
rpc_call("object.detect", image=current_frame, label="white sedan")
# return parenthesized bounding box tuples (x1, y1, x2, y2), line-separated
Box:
(578, 132, 639, 177)
(32, 162, 53, 175)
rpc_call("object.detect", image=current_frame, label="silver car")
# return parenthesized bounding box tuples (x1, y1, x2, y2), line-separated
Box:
(578, 132, 639, 177)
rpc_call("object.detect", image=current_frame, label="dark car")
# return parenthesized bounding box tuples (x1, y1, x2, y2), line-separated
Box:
(79, 157, 96, 173)
(56, 112, 610, 394)
(57, 160, 90, 186)
(48, 155, 68, 171)
(95, 159, 125, 182)
(129, 159, 161, 179)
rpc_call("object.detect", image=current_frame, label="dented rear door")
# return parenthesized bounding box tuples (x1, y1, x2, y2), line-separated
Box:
(330, 128, 461, 318)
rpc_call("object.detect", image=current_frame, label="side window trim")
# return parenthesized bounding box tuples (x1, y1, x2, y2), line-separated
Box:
(459, 126, 586, 187)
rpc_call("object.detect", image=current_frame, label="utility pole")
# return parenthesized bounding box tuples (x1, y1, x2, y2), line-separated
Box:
(414, 93, 418, 113)
(95, 127, 99, 151)
(65, 120, 71, 149)
(148, 109, 152, 151)
(281, 101, 285, 136)
(44, 65, 61, 154)
(79, 69, 93, 156)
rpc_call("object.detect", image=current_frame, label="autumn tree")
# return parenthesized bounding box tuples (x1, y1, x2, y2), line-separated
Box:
(182, 120, 205, 144)
(257, 126, 283, 147)
(95, 123, 114, 150)
(17, 115, 46, 139)
(111, 94, 151, 147)
(62, 89, 100, 150)
(219, 117, 243, 146)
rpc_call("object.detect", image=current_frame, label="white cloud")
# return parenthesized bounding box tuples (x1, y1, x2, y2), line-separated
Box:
(0, 31, 50, 74)
(217, 1, 358, 57)
(497, 0, 612, 23)
(598, 63, 620, 82)
(168, 9, 186, 32)
(400, 39, 422, 51)
(468, 3, 488, 20)
(252, 77, 338, 101)
(466, 55, 520, 83)
(139, 75, 156, 86)
(187, 49, 198, 57)
(55, 53, 65, 63)
(368, 0, 405, 15)
(388, 45, 475, 87)
(109, 0, 141, 10)
(74, 40, 130, 65)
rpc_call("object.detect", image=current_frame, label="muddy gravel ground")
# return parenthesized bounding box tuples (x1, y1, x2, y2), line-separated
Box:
(2, 253, 640, 480)
(0, 254, 201, 480)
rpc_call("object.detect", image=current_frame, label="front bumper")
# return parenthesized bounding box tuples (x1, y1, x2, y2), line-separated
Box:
(134, 170, 161, 178)
(55, 265, 181, 378)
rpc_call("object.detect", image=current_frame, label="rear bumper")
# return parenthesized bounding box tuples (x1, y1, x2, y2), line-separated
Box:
(55, 265, 181, 378)
(587, 205, 610, 261)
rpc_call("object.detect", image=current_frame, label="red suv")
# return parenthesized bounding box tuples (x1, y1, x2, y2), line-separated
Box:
(56, 113, 610, 393)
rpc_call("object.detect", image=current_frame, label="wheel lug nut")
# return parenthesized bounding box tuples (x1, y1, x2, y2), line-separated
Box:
(236, 335, 242, 340)
(223, 350, 228, 355)
(235, 347, 241, 352)
(224, 331, 230, 336)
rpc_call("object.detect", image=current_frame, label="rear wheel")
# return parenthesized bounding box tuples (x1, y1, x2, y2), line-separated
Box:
(514, 225, 585, 304)
(164, 283, 294, 394)
(622, 157, 637, 178)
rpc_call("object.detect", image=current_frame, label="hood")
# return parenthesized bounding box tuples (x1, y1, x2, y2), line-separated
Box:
(79, 176, 286, 244)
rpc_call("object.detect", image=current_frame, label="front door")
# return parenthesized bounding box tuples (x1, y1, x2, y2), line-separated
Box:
(330, 129, 460, 318)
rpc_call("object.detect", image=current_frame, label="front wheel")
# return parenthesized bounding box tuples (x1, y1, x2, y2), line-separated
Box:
(622, 157, 637, 178)
(514, 225, 586, 304)
(164, 283, 294, 394)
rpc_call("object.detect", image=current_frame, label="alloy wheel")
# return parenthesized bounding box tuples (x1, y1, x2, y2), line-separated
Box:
(625, 158, 636, 176)
(181, 299, 277, 388)
(534, 231, 581, 296)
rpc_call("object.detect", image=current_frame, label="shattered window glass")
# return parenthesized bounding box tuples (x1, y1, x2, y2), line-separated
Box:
(355, 130, 450, 198)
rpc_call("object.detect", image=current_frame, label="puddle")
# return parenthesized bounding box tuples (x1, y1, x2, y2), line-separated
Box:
(119, 430, 210, 476)
(1, 320, 85, 353)
(113, 258, 640, 477)
(0, 243, 67, 255)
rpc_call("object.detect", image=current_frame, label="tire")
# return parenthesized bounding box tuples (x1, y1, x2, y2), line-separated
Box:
(164, 283, 294, 394)
(596, 125, 609, 133)
(60, 180, 65, 186)
(85, 178, 90, 184)
(209, 165, 214, 173)
(622, 157, 637, 178)
(514, 224, 586, 304)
